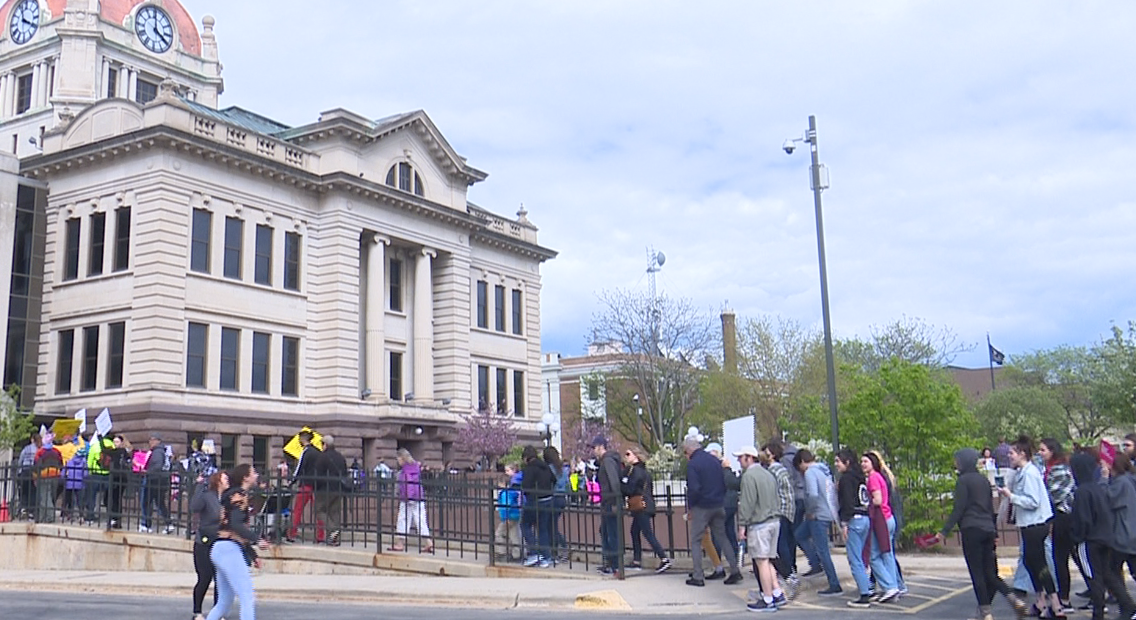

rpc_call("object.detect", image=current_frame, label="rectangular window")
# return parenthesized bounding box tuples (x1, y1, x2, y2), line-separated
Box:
(389, 351, 403, 401)
(223, 217, 243, 279)
(220, 434, 238, 470)
(251, 332, 270, 394)
(398, 162, 412, 192)
(496, 368, 508, 412)
(106, 67, 118, 99)
(476, 280, 488, 328)
(220, 327, 240, 391)
(494, 285, 506, 332)
(513, 370, 525, 417)
(190, 209, 212, 273)
(253, 436, 269, 475)
(389, 258, 403, 312)
(254, 224, 272, 285)
(136, 79, 158, 105)
(283, 232, 301, 291)
(55, 329, 74, 394)
(186, 322, 208, 387)
(107, 322, 125, 389)
(63, 217, 80, 281)
(15, 73, 32, 114)
(477, 365, 489, 410)
(113, 207, 131, 271)
(281, 336, 299, 396)
(511, 289, 523, 335)
(88, 212, 106, 276)
(81, 325, 99, 392)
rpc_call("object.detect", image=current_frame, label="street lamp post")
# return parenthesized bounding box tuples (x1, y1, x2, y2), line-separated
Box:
(537, 411, 559, 448)
(785, 115, 840, 453)
(632, 394, 643, 447)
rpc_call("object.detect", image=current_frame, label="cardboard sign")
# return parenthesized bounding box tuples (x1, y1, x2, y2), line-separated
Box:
(283, 426, 324, 459)
(74, 409, 87, 434)
(51, 419, 82, 438)
(1101, 440, 1117, 466)
(94, 408, 112, 437)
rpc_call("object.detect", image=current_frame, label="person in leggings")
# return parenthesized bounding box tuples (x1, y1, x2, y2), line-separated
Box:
(1070, 451, 1121, 620)
(207, 464, 266, 620)
(1038, 438, 1076, 612)
(936, 448, 1027, 620)
(1000, 438, 1063, 619)
(190, 471, 227, 620)
(1106, 454, 1136, 620)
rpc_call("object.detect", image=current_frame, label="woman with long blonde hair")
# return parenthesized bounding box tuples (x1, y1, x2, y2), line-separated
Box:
(867, 449, 907, 596)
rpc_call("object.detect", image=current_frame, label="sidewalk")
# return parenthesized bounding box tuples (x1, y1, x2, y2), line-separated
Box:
(0, 552, 979, 615)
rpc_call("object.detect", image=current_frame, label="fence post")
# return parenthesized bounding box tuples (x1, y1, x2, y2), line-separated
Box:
(616, 494, 625, 580)
(376, 474, 384, 551)
(487, 480, 496, 566)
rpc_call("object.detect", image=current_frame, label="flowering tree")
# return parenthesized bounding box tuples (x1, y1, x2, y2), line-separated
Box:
(457, 407, 518, 470)
(563, 416, 615, 464)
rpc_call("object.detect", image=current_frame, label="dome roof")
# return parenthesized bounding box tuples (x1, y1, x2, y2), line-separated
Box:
(2, 0, 202, 56)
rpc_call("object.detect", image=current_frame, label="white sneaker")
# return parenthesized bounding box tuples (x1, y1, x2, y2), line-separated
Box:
(138, 525, 152, 533)
(164, 524, 176, 534)
(522, 555, 541, 567)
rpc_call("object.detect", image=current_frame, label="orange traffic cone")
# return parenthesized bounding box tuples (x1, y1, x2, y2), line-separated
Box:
(0, 499, 9, 523)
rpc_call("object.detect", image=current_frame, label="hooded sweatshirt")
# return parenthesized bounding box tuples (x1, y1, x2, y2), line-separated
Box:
(940, 448, 996, 536)
(1069, 452, 1111, 547)
(803, 461, 836, 522)
(837, 466, 868, 523)
(1108, 471, 1136, 555)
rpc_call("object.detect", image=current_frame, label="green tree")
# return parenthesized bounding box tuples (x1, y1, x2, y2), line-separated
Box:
(974, 385, 1070, 446)
(839, 360, 979, 544)
(1009, 346, 1120, 442)
(0, 385, 35, 456)
(1095, 321, 1136, 427)
(688, 370, 763, 443)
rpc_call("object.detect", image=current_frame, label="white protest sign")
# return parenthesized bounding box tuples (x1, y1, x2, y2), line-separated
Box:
(39, 424, 47, 437)
(94, 408, 112, 437)
(74, 408, 87, 434)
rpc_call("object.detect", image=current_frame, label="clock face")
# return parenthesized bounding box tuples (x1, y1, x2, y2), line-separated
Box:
(135, 5, 173, 53)
(8, 0, 39, 45)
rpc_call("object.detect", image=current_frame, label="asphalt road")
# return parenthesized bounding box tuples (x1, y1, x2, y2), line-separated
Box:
(0, 585, 996, 620)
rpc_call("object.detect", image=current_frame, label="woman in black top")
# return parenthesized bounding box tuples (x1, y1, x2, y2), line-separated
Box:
(205, 464, 265, 620)
(621, 446, 672, 572)
(190, 471, 227, 620)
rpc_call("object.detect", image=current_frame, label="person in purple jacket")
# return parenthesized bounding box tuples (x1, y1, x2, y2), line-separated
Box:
(62, 450, 87, 521)
(390, 448, 433, 553)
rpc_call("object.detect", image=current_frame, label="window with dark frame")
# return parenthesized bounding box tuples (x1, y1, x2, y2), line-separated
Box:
(494, 285, 506, 332)
(220, 434, 238, 470)
(106, 67, 118, 98)
(389, 258, 402, 312)
(477, 365, 489, 410)
(284, 231, 301, 291)
(251, 332, 270, 394)
(385, 163, 424, 197)
(190, 209, 211, 273)
(136, 79, 158, 104)
(253, 436, 269, 475)
(113, 207, 131, 271)
(496, 368, 508, 412)
(88, 212, 106, 276)
(81, 325, 99, 392)
(513, 370, 525, 417)
(223, 217, 243, 280)
(398, 162, 412, 192)
(389, 351, 403, 401)
(186, 322, 207, 387)
(63, 217, 80, 280)
(476, 281, 488, 328)
(511, 289, 523, 335)
(15, 73, 32, 114)
(107, 322, 125, 389)
(56, 329, 74, 394)
(282, 336, 299, 396)
(220, 327, 239, 391)
(254, 224, 272, 285)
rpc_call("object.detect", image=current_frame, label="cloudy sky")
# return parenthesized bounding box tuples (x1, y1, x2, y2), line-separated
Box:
(192, 0, 1136, 368)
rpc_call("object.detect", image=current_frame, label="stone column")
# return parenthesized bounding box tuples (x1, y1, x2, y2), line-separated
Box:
(127, 68, 137, 101)
(412, 248, 435, 401)
(365, 234, 389, 399)
(101, 59, 109, 99)
(0, 74, 10, 118)
(30, 63, 41, 109)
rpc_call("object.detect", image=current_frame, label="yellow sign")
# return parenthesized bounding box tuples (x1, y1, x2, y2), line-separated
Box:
(51, 419, 82, 438)
(283, 427, 324, 459)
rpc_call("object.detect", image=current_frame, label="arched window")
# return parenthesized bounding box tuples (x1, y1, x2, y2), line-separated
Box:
(386, 162, 424, 197)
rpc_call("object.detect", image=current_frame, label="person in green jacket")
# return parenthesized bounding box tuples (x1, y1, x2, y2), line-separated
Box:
(85, 434, 115, 524)
(736, 445, 785, 612)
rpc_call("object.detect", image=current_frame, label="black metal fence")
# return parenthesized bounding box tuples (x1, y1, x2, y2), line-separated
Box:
(1, 462, 707, 575)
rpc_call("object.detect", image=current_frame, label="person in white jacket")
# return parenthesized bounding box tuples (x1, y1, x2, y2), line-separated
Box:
(794, 449, 842, 596)
(998, 438, 1061, 618)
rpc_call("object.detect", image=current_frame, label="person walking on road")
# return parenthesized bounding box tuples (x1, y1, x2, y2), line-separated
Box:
(520, 445, 555, 567)
(683, 437, 742, 587)
(391, 448, 432, 553)
(1069, 450, 1116, 620)
(314, 435, 347, 546)
(835, 449, 873, 609)
(591, 434, 624, 575)
(762, 441, 799, 597)
(141, 433, 175, 533)
(206, 464, 267, 620)
(862, 452, 901, 604)
(190, 471, 227, 620)
(621, 446, 672, 573)
(935, 448, 1027, 620)
(286, 431, 323, 543)
(735, 446, 784, 613)
(795, 449, 842, 597)
(999, 438, 1063, 619)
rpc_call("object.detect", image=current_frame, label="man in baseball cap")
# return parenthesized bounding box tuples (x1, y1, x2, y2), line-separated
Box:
(735, 444, 786, 611)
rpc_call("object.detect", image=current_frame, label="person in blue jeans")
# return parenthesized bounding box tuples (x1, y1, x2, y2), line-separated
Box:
(520, 446, 555, 567)
(544, 447, 570, 562)
(592, 434, 626, 574)
(207, 463, 266, 620)
(795, 449, 842, 595)
(835, 449, 874, 608)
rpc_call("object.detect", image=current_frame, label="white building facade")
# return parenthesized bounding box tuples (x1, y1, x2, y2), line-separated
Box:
(0, 0, 555, 467)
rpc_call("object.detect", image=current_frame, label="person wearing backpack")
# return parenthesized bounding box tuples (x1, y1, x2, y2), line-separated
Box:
(141, 433, 174, 533)
(795, 448, 843, 597)
(105, 435, 131, 530)
(314, 435, 348, 546)
(33, 434, 64, 523)
(85, 433, 115, 524)
(545, 446, 570, 563)
(494, 463, 523, 561)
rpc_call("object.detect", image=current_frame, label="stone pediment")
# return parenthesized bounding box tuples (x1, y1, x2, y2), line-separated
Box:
(55, 99, 144, 150)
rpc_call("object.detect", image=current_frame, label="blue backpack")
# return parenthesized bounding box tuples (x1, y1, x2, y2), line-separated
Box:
(552, 464, 570, 496)
(497, 486, 521, 521)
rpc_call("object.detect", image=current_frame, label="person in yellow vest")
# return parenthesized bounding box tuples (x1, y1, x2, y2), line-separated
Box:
(85, 434, 115, 525)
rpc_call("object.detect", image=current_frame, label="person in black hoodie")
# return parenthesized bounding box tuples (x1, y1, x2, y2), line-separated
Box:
(1070, 451, 1116, 620)
(936, 448, 1027, 620)
(521, 445, 555, 566)
(835, 448, 873, 608)
(1105, 454, 1136, 620)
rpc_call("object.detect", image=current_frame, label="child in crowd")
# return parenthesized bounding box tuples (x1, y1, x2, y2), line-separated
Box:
(495, 463, 523, 562)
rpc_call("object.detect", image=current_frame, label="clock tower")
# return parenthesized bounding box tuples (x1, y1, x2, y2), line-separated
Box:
(0, 0, 222, 158)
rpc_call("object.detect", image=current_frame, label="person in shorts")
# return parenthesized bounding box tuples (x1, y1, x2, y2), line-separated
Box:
(735, 446, 786, 613)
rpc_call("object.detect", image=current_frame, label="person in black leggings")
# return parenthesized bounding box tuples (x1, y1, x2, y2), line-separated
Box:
(190, 471, 227, 620)
(1000, 438, 1063, 619)
(1038, 438, 1076, 611)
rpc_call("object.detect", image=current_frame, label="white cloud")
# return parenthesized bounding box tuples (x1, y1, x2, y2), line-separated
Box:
(191, 0, 1136, 365)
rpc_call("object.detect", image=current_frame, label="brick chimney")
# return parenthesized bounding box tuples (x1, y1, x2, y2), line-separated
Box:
(721, 307, 737, 374)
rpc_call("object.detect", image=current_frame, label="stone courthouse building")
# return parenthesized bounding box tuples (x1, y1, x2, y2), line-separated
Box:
(0, 0, 556, 468)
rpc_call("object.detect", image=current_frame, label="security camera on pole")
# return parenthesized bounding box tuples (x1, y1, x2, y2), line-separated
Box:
(784, 115, 840, 452)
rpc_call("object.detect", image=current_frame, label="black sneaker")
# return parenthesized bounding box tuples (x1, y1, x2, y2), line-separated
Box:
(818, 586, 844, 596)
(706, 569, 727, 580)
(847, 594, 873, 609)
(655, 558, 673, 574)
(801, 566, 825, 578)
(724, 572, 744, 585)
(686, 577, 705, 587)
(746, 599, 778, 613)
(595, 565, 614, 575)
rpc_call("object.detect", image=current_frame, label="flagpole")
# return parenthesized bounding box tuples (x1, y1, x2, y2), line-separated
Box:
(987, 333, 996, 391)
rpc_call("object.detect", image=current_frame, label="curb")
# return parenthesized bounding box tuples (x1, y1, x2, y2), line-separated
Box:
(574, 589, 632, 611)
